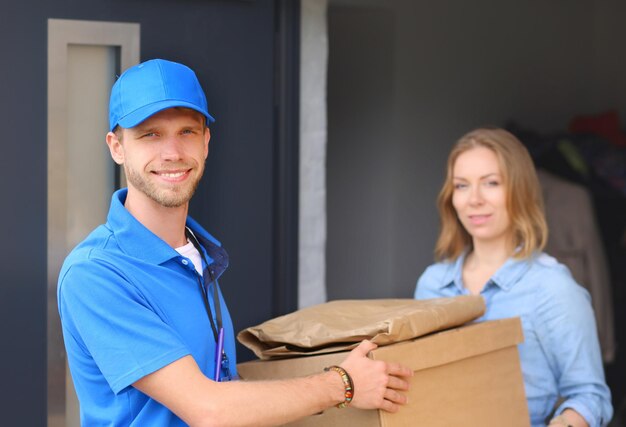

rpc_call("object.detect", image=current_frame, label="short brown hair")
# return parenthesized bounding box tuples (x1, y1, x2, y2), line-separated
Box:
(434, 127, 548, 261)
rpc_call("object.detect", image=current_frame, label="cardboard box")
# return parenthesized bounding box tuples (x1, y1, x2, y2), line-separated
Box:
(237, 318, 530, 427)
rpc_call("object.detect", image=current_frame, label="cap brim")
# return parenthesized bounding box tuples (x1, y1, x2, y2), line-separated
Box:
(115, 99, 215, 130)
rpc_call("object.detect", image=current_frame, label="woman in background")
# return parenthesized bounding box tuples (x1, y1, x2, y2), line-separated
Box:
(414, 128, 612, 427)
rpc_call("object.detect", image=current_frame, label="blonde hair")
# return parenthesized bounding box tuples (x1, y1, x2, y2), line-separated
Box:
(434, 127, 548, 261)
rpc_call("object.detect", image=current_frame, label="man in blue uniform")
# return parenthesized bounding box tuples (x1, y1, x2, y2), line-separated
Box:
(58, 59, 412, 426)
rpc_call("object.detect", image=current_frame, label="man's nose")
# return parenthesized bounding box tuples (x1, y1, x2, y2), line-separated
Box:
(160, 136, 184, 160)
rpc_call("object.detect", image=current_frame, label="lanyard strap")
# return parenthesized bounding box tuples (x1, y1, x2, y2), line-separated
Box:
(185, 227, 222, 343)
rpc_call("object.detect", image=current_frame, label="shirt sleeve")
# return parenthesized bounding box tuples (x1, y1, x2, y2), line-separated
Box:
(59, 258, 191, 394)
(533, 267, 613, 426)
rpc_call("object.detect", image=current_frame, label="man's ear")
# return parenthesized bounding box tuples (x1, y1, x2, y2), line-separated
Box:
(204, 127, 211, 159)
(106, 131, 125, 165)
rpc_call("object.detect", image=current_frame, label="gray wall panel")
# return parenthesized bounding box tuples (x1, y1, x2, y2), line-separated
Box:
(0, 1, 296, 423)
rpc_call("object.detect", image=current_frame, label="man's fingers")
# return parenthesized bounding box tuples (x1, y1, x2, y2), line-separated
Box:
(352, 339, 378, 356)
(379, 398, 402, 413)
(380, 400, 399, 413)
(384, 388, 408, 405)
(386, 374, 410, 391)
(386, 361, 413, 378)
(341, 345, 412, 412)
(377, 389, 408, 413)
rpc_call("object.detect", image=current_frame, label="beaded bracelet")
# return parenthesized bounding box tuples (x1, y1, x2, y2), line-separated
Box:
(324, 365, 354, 408)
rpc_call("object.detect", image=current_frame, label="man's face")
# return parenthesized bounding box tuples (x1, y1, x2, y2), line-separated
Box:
(108, 108, 210, 208)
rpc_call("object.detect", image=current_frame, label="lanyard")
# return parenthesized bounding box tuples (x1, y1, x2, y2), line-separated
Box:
(185, 227, 230, 381)
(185, 227, 222, 341)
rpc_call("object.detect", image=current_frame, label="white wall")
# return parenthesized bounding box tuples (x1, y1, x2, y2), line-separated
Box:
(326, 0, 626, 300)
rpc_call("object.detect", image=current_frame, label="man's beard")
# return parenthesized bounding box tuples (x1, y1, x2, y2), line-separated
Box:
(124, 162, 204, 208)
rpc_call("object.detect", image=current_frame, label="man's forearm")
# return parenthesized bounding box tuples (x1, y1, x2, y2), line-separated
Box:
(134, 341, 411, 427)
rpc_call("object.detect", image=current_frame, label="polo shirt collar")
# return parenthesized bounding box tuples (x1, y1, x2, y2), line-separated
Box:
(106, 189, 229, 280)
(438, 250, 532, 292)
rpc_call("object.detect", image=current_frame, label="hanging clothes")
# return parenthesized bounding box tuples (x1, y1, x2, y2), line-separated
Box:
(538, 169, 616, 363)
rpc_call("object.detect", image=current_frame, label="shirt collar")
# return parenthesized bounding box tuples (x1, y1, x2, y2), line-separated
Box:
(106, 189, 229, 279)
(438, 255, 464, 291)
(438, 250, 533, 292)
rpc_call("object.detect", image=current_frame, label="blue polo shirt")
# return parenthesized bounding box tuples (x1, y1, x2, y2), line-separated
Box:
(58, 188, 238, 426)
(415, 252, 612, 427)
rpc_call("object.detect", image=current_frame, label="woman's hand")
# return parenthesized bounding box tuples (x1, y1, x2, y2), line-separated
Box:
(548, 408, 589, 427)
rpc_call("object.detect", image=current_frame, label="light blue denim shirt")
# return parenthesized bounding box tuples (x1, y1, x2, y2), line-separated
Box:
(415, 252, 612, 427)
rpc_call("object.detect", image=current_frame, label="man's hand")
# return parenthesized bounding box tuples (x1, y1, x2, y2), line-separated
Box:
(339, 340, 413, 412)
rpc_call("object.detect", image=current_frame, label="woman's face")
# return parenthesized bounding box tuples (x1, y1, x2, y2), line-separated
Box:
(451, 146, 512, 247)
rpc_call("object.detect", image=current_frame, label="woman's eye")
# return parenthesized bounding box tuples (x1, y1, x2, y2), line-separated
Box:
(454, 183, 467, 190)
(485, 180, 500, 187)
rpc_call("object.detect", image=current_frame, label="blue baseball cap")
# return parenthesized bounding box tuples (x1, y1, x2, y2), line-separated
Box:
(109, 59, 215, 131)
